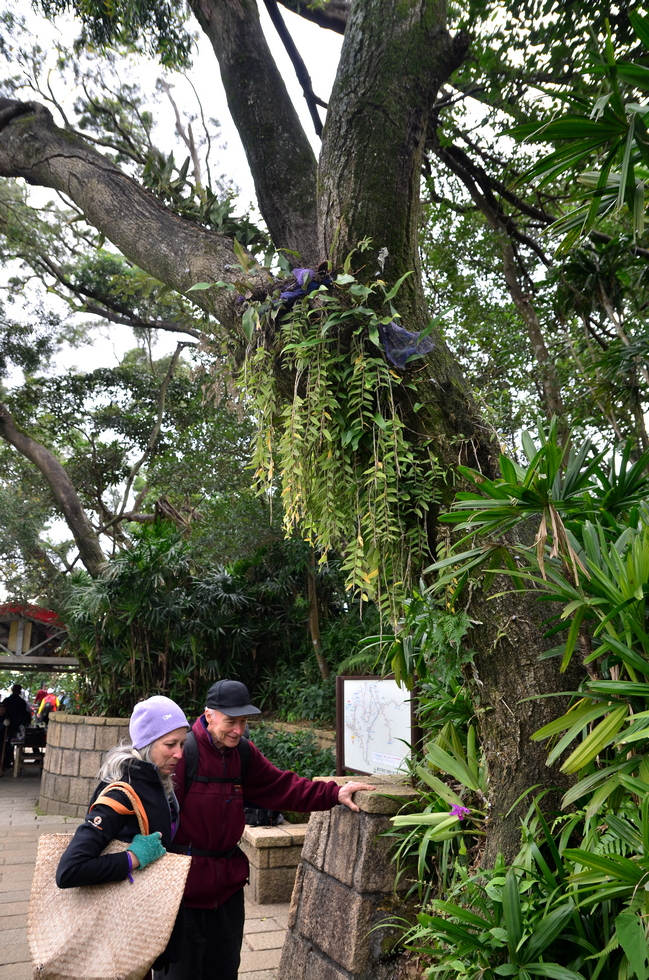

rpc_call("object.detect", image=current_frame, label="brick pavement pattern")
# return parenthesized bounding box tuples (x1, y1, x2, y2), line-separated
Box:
(0, 767, 288, 980)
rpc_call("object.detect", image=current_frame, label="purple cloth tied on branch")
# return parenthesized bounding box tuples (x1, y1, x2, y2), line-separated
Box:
(279, 267, 331, 302)
(378, 320, 435, 369)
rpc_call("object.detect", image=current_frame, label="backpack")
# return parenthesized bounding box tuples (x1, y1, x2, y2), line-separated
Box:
(182, 731, 281, 826)
(183, 730, 251, 795)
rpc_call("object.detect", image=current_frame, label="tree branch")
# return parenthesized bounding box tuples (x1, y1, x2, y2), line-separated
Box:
(33, 253, 204, 340)
(189, 0, 319, 264)
(430, 137, 565, 420)
(276, 0, 349, 34)
(0, 98, 266, 331)
(263, 0, 327, 137)
(0, 404, 106, 575)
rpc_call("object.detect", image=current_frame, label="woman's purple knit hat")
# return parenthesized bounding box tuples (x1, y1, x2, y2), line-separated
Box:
(129, 696, 189, 749)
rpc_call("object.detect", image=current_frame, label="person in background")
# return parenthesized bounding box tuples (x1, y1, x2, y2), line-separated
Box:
(0, 701, 9, 771)
(56, 695, 190, 977)
(162, 679, 376, 980)
(33, 687, 48, 706)
(2, 684, 32, 770)
(37, 689, 59, 726)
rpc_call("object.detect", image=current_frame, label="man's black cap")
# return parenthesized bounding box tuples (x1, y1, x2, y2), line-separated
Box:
(205, 679, 261, 717)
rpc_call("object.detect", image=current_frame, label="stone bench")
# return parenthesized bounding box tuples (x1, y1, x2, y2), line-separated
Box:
(240, 823, 309, 903)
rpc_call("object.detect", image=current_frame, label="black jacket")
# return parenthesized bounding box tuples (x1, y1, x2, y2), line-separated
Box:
(2, 693, 31, 731)
(56, 757, 183, 967)
(56, 758, 177, 887)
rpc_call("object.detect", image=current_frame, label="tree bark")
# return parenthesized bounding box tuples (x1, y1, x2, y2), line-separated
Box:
(0, 404, 106, 575)
(318, 0, 468, 318)
(317, 0, 495, 481)
(466, 579, 581, 864)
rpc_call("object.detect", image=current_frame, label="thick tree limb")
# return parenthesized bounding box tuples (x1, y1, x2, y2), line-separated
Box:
(276, 0, 349, 34)
(189, 0, 319, 264)
(0, 404, 106, 575)
(432, 137, 565, 421)
(0, 99, 265, 331)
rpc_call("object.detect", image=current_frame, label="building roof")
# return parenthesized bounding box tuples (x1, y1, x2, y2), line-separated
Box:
(0, 604, 64, 629)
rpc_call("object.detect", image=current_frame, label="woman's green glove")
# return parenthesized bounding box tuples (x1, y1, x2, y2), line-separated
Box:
(128, 832, 166, 869)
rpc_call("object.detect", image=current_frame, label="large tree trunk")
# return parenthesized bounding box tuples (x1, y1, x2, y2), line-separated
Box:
(467, 580, 580, 864)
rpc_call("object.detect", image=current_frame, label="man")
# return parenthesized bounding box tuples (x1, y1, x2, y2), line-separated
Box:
(2, 684, 31, 769)
(161, 679, 375, 980)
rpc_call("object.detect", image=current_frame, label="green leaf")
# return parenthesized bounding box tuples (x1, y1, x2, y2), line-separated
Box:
(524, 905, 575, 961)
(425, 743, 481, 792)
(560, 705, 628, 773)
(241, 305, 258, 342)
(562, 849, 645, 882)
(415, 766, 466, 807)
(383, 271, 413, 302)
(503, 869, 523, 960)
(615, 913, 649, 980)
(525, 967, 588, 980)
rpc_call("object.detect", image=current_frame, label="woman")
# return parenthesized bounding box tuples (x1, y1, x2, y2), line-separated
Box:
(57, 695, 190, 974)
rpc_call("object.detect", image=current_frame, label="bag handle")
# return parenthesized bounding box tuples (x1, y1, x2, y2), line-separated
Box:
(90, 781, 150, 836)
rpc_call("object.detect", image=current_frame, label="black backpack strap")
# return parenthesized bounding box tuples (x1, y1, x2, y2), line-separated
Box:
(183, 730, 198, 795)
(183, 731, 250, 794)
(238, 736, 251, 781)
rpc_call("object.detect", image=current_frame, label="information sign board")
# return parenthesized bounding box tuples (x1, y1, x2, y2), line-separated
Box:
(335, 675, 415, 776)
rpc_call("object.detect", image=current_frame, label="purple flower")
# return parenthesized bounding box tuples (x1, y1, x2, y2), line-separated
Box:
(450, 804, 471, 820)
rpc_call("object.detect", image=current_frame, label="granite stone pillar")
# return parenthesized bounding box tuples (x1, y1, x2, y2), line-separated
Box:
(277, 776, 418, 980)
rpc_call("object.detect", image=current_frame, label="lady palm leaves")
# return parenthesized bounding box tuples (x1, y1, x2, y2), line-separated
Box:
(425, 419, 649, 814)
(512, 12, 649, 243)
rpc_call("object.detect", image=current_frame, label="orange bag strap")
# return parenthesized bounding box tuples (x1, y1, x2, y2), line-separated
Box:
(90, 780, 150, 836)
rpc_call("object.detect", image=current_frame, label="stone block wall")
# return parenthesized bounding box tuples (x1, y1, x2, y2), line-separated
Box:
(277, 777, 418, 980)
(240, 824, 308, 903)
(40, 713, 129, 817)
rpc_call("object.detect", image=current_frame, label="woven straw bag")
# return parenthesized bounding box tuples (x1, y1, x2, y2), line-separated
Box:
(27, 781, 191, 980)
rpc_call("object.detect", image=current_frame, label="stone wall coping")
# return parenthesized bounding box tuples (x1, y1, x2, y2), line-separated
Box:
(312, 775, 418, 815)
(242, 825, 308, 848)
(53, 713, 128, 726)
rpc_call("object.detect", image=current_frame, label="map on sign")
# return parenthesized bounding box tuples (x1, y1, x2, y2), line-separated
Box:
(342, 678, 411, 775)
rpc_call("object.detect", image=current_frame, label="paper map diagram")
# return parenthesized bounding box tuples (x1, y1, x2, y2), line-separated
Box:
(342, 678, 411, 774)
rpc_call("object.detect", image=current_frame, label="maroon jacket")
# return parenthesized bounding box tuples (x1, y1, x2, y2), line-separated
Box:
(173, 716, 340, 908)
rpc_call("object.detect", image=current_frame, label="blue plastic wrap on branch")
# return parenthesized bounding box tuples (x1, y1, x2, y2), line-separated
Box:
(378, 321, 435, 369)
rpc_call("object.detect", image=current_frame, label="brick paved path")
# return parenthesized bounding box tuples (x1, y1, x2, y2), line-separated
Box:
(0, 766, 288, 979)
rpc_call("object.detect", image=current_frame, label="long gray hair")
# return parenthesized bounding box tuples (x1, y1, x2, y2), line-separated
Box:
(97, 740, 174, 796)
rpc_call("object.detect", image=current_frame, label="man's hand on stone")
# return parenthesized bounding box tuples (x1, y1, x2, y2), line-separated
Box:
(337, 781, 376, 812)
